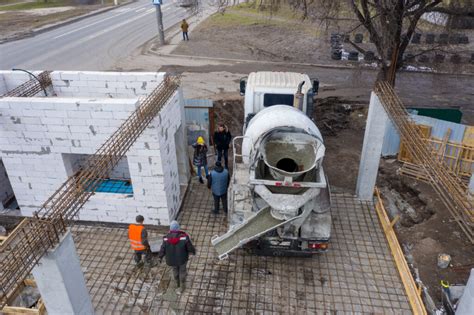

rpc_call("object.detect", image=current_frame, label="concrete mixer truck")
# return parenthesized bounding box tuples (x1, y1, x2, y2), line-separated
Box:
(211, 72, 331, 260)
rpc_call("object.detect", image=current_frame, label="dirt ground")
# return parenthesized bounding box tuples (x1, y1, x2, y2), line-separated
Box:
(0, 3, 112, 42)
(172, 6, 474, 73)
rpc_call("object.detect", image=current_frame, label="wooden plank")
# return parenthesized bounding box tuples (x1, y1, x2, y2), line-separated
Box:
(23, 279, 36, 287)
(0, 218, 29, 250)
(463, 126, 474, 147)
(399, 124, 431, 163)
(2, 306, 41, 314)
(374, 188, 427, 315)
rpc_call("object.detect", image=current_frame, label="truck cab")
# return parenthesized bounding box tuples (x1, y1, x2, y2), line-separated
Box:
(240, 72, 319, 126)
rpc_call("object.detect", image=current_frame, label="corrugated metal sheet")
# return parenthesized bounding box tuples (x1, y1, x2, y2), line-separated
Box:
(382, 114, 467, 156)
(247, 72, 311, 92)
(184, 99, 212, 146)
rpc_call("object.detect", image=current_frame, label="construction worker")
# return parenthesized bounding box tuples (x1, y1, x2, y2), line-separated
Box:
(158, 220, 196, 294)
(207, 161, 230, 214)
(181, 19, 189, 41)
(192, 136, 208, 184)
(128, 215, 152, 266)
(213, 124, 232, 169)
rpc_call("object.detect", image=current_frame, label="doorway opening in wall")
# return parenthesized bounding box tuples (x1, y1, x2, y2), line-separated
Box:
(0, 159, 19, 212)
(61, 153, 134, 195)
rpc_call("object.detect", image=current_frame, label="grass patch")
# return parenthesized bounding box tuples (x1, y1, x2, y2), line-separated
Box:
(0, 0, 71, 11)
(0, 0, 113, 11)
(205, 11, 278, 27)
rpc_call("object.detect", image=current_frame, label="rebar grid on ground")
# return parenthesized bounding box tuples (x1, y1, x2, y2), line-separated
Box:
(68, 188, 410, 314)
(375, 81, 473, 243)
(1, 71, 52, 97)
(0, 76, 181, 308)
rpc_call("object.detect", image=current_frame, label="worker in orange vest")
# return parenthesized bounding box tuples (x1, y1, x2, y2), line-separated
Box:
(128, 215, 152, 266)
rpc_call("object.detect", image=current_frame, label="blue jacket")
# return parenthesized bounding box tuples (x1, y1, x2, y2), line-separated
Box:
(208, 166, 229, 196)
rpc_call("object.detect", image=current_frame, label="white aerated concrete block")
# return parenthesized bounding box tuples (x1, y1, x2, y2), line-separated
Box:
(0, 76, 186, 226)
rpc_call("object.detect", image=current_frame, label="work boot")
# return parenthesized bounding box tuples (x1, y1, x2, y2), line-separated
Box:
(199, 177, 204, 184)
(178, 279, 186, 294)
(173, 278, 180, 289)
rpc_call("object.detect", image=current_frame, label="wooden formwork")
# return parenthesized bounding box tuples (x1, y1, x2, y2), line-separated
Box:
(375, 82, 473, 243)
(374, 188, 427, 315)
(399, 123, 474, 186)
(2, 279, 45, 315)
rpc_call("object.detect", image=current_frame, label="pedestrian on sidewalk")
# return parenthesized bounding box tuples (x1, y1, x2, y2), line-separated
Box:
(207, 161, 230, 214)
(128, 215, 152, 267)
(213, 124, 232, 169)
(192, 136, 208, 184)
(181, 19, 189, 41)
(158, 220, 196, 294)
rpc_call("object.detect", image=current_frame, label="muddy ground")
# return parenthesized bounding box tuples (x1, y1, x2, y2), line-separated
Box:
(211, 94, 473, 306)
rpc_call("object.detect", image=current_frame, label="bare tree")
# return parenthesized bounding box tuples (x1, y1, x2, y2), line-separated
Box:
(349, 0, 473, 84)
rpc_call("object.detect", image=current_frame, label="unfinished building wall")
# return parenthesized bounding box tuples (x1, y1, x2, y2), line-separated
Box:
(0, 92, 183, 225)
(49, 71, 165, 98)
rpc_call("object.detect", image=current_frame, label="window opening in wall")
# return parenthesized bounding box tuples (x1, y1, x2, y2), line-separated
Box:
(0, 159, 18, 211)
(62, 153, 133, 195)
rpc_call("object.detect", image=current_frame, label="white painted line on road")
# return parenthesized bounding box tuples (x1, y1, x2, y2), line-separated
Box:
(53, 3, 163, 40)
(146, 8, 154, 13)
(81, 10, 153, 42)
(135, 7, 147, 12)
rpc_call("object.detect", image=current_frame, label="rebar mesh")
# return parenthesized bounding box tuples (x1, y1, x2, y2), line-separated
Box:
(1, 71, 52, 97)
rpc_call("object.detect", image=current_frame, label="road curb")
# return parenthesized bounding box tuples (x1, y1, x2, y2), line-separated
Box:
(0, 0, 137, 44)
(148, 51, 474, 77)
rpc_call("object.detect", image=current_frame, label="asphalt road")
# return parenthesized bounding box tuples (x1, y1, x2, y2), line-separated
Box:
(0, 0, 192, 70)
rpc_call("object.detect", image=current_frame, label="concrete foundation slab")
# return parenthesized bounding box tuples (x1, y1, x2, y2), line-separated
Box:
(72, 180, 411, 313)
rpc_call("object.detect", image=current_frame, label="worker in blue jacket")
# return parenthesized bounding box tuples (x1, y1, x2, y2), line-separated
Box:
(207, 161, 230, 214)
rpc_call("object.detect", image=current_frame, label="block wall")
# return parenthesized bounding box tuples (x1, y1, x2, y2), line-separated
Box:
(0, 92, 184, 225)
(50, 71, 166, 98)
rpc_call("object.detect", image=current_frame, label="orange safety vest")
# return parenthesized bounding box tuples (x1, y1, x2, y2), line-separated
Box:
(128, 224, 146, 251)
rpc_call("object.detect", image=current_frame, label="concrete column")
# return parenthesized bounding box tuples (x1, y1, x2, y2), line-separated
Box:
(32, 230, 94, 315)
(356, 92, 389, 200)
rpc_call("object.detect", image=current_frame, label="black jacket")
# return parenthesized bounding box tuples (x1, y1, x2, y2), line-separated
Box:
(158, 231, 196, 266)
(213, 130, 232, 150)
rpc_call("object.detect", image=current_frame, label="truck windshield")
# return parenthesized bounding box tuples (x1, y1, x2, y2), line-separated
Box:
(263, 94, 294, 107)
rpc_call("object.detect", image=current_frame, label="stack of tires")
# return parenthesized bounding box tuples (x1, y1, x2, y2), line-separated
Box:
(330, 33, 343, 60)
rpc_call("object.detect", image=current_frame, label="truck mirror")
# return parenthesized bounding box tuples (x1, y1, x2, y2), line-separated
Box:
(239, 78, 247, 96)
(312, 79, 319, 95)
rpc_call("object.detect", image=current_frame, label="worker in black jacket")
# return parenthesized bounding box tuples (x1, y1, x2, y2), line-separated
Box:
(158, 220, 196, 294)
(213, 124, 232, 169)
